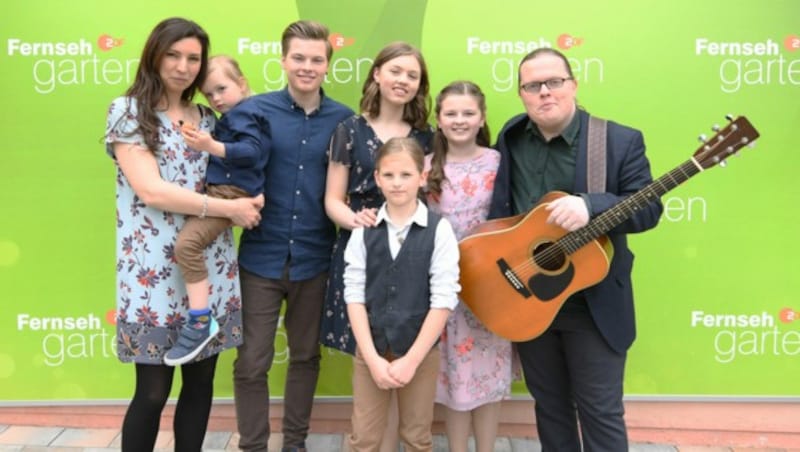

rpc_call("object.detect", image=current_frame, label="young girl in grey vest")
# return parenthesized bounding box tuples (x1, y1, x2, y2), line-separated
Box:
(343, 137, 460, 452)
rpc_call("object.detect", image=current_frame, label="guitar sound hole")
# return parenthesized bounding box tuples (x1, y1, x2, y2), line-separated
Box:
(532, 242, 565, 271)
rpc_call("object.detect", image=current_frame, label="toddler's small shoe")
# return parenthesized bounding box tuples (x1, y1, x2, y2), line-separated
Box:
(164, 317, 219, 366)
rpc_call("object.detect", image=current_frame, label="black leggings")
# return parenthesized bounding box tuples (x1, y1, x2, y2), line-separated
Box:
(121, 355, 218, 452)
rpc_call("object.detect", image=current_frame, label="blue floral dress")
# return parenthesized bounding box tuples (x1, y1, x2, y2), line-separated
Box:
(105, 96, 244, 365)
(320, 114, 433, 354)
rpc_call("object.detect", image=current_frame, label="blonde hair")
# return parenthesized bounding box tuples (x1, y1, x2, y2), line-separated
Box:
(207, 55, 251, 96)
(376, 137, 425, 173)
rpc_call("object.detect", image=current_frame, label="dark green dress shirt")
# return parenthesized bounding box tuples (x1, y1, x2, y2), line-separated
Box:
(506, 112, 581, 215)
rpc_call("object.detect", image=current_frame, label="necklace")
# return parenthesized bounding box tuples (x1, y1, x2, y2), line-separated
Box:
(159, 101, 195, 128)
(396, 224, 411, 246)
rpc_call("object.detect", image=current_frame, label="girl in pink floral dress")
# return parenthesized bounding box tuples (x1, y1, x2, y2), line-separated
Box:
(425, 81, 514, 452)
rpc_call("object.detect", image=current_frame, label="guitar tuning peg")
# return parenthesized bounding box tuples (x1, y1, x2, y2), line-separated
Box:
(747, 142, 757, 149)
(719, 160, 728, 168)
(698, 134, 707, 142)
(725, 114, 734, 121)
(712, 124, 721, 132)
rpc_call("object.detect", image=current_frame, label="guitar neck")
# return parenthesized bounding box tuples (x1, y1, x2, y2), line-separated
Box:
(558, 159, 701, 254)
(554, 115, 759, 256)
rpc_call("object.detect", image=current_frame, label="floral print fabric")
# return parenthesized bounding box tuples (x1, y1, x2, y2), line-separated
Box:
(425, 148, 517, 410)
(321, 115, 433, 354)
(105, 96, 243, 364)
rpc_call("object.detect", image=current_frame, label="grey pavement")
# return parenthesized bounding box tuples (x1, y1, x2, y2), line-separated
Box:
(0, 424, 684, 451)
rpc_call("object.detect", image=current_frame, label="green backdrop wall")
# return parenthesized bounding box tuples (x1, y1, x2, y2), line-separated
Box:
(1, 0, 798, 402)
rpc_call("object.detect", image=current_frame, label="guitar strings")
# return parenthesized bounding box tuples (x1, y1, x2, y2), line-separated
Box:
(492, 123, 750, 283)
(502, 160, 701, 279)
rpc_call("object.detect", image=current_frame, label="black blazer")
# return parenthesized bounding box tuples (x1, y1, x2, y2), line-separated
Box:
(489, 109, 663, 353)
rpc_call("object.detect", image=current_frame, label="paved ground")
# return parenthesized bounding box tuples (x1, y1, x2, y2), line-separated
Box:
(0, 424, 750, 451)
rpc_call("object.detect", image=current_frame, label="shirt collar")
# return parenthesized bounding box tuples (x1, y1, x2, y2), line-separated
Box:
(280, 87, 328, 112)
(376, 200, 429, 229)
(525, 109, 581, 146)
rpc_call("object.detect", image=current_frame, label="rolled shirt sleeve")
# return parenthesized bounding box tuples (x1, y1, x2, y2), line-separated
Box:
(343, 227, 367, 305)
(428, 218, 460, 310)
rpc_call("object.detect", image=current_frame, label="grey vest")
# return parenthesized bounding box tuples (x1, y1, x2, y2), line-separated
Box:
(364, 210, 441, 356)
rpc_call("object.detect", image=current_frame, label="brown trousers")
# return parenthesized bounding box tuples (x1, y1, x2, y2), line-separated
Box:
(348, 347, 440, 452)
(175, 184, 249, 283)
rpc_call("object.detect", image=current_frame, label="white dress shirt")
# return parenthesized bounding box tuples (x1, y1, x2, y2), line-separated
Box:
(343, 201, 460, 311)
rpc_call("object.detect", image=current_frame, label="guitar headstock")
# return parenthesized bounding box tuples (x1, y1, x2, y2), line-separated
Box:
(693, 115, 760, 170)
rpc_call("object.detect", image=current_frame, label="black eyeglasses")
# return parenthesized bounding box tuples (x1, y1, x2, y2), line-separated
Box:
(520, 77, 573, 94)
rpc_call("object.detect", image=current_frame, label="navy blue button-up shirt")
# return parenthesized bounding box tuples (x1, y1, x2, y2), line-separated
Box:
(238, 88, 354, 281)
(206, 96, 270, 196)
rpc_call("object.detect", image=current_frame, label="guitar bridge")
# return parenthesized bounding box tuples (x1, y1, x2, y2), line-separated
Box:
(497, 259, 532, 298)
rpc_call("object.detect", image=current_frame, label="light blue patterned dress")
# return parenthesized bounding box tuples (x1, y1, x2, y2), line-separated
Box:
(105, 96, 243, 365)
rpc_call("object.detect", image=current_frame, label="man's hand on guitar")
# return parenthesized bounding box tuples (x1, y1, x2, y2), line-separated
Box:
(545, 195, 589, 231)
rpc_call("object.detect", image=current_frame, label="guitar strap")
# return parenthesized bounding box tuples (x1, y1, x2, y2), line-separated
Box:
(587, 116, 608, 193)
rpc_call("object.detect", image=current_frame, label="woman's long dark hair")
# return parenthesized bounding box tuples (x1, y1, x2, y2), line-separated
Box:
(124, 17, 209, 153)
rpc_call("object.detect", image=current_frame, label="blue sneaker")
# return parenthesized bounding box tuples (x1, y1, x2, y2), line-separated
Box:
(164, 317, 219, 366)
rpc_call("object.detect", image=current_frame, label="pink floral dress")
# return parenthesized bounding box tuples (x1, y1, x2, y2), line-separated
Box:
(425, 148, 516, 411)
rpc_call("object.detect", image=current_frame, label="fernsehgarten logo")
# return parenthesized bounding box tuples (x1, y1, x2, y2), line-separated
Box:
(236, 32, 366, 92)
(7, 35, 137, 94)
(691, 309, 800, 363)
(695, 36, 800, 93)
(465, 35, 604, 93)
(17, 313, 116, 366)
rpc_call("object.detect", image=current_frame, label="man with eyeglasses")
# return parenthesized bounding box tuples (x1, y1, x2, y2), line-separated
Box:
(488, 48, 663, 451)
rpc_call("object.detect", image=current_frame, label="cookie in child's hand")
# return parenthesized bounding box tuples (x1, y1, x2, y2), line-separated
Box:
(178, 120, 196, 134)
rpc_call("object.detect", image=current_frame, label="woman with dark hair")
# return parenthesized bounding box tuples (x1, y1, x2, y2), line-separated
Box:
(104, 17, 262, 451)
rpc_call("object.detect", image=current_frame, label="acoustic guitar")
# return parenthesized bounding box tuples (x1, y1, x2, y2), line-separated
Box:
(458, 115, 760, 341)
